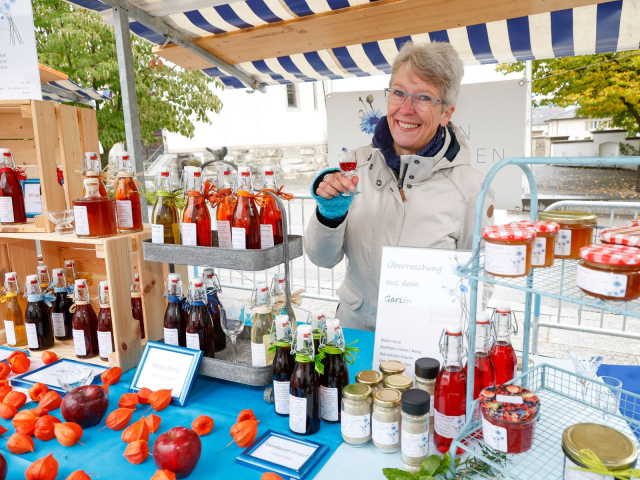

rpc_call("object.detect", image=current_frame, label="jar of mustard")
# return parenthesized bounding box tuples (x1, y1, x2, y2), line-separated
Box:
(538, 211, 597, 260)
(482, 225, 537, 277)
(577, 244, 640, 301)
(511, 220, 560, 268)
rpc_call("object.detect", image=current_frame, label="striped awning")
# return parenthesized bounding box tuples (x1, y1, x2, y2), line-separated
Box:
(41, 79, 113, 103)
(66, 0, 640, 89)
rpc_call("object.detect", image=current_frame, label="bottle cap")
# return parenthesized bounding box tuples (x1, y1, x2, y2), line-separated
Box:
(402, 389, 430, 416)
(83, 177, 100, 186)
(343, 383, 371, 401)
(355, 370, 383, 386)
(168, 273, 181, 283)
(275, 315, 290, 339)
(75, 279, 87, 287)
(158, 167, 170, 176)
(379, 360, 405, 376)
(446, 323, 462, 335)
(275, 273, 285, 282)
(26, 274, 38, 284)
(5, 272, 16, 280)
(65, 260, 74, 267)
(52, 268, 64, 278)
(310, 311, 325, 330)
(296, 324, 312, 345)
(476, 311, 492, 324)
(99, 280, 108, 289)
(202, 268, 214, 279)
(496, 302, 511, 313)
(414, 357, 440, 379)
(134, 273, 140, 282)
(0, 148, 12, 157)
(37, 265, 48, 273)
(193, 168, 202, 178)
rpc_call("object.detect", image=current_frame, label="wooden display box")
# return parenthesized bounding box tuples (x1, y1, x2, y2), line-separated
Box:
(0, 227, 165, 372)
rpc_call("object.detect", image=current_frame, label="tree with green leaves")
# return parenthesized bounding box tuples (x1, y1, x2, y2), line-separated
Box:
(34, 0, 223, 165)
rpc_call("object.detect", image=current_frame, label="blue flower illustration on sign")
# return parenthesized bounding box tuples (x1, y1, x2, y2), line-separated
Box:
(358, 95, 381, 135)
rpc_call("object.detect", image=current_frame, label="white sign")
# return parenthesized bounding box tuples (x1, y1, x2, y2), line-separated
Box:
(250, 434, 317, 471)
(0, 0, 42, 100)
(133, 347, 195, 398)
(326, 80, 525, 210)
(372, 247, 482, 380)
(23, 182, 42, 214)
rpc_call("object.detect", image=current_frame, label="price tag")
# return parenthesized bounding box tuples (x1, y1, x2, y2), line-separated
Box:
(73, 206, 90, 235)
(116, 200, 134, 229)
(232, 227, 247, 250)
(0, 197, 15, 223)
(151, 224, 164, 244)
(72, 329, 87, 356)
(260, 224, 275, 249)
(182, 223, 198, 246)
(217, 221, 233, 248)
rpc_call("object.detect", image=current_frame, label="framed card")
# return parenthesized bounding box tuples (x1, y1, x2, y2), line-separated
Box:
(10, 358, 107, 395)
(22, 179, 42, 218)
(0, 346, 29, 362)
(129, 341, 203, 407)
(237, 430, 329, 479)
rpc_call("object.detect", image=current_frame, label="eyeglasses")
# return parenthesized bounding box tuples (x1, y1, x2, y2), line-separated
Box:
(384, 88, 444, 111)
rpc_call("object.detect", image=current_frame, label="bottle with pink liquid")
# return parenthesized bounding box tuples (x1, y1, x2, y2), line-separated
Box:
(489, 302, 518, 386)
(466, 311, 496, 399)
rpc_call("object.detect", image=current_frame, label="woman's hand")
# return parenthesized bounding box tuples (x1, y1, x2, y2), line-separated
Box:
(316, 172, 359, 199)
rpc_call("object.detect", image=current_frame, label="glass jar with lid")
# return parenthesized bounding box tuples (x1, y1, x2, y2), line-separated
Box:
(482, 225, 536, 277)
(510, 220, 560, 268)
(401, 389, 430, 473)
(379, 360, 405, 380)
(415, 357, 439, 430)
(372, 388, 402, 453)
(341, 383, 372, 447)
(562, 424, 637, 479)
(600, 226, 640, 247)
(356, 370, 383, 396)
(383, 374, 413, 393)
(538, 211, 597, 260)
(576, 244, 640, 301)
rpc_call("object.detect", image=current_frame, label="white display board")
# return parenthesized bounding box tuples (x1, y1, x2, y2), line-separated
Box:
(372, 246, 482, 380)
(326, 80, 525, 210)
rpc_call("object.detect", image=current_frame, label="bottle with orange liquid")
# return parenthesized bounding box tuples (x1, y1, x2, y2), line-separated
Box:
(114, 152, 143, 233)
(2, 272, 27, 347)
(82, 152, 108, 197)
(182, 167, 212, 247)
(215, 167, 235, 248)
(489, 302, 518, 385)
(0, 148, 27, 225)
(259, 167, 284, 248)
(232, 166, 260, 250)
(73, 178, 118, 238)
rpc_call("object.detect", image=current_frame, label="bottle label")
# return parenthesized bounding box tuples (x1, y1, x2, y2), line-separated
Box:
(0, 197, 14, 223)
(274, 380, 290, 415)
(481, 417, 508, 453)
(164, 328, 179, 346)
(555, 229, 572, 256)
(289, 394, 308, 434)
(72, 329, 87, 356)
(116, 200, 134, 228)
(402, 428, 429, 458)
(319, 385, 339, 422)
(4, 320, 16, 345)
(433, 409, 465, 439)
(25, 323, 39, 349)
(73, 206, 90, 235)
(186, 332, 200, 350)
(531, 236, 547, 266)
(564, 456, 614, 480)
(182, 223, 198, 246)
(232, 227, 247, 250)
(484, 241, 527, 276)
(341, 412, 370, 439)
(217, 220, 233, 248)
(52, 312, 66, 337)
(98, 330, 113, 358)
(372, 417, 399, 445)
(251, 342, 267, 367)
(260, 224, 275, 249)
(151, 224, 164, 244)
(576, 265, 627, 298)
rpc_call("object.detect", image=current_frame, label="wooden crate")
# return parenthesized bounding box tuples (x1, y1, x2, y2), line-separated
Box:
(0, 227, 165, 372)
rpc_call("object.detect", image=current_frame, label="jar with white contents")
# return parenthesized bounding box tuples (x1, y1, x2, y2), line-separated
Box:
(341, 383, 372, 447)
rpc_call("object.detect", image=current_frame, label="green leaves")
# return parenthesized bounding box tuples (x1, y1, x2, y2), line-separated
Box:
(420, 455, 442, 476)
(382, 454, 451, 480)
(382, 468, 416, 480)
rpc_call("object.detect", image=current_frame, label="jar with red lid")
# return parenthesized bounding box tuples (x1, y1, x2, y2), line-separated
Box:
(626, 219, 640, 228)
(482, 225, 537, 278)
(576, 244, 640, 301)
(538, 211, 597, 260)
(510, 221, 559, 268)
(479, 384, 540, 454)
(600, 226, 640, 247)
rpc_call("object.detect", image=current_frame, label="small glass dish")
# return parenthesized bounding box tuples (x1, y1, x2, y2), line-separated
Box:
(57, 368, 95, 392)
(46, 209, 75, 235)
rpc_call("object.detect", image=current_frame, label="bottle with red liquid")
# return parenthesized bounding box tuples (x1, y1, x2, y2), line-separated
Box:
(215, 168, 235, 248)
(259, 167, 283, 248)
(72, 279, 98, 359)
(114, 152, 143, 233)
(50, 268, 73, 340)
(0, 148, 27, 224)
(202, 268, 225, 352)
(319, 319, 349, 424)
(182, 167, 212, 247)
(24, 274, 55, 352)
(73, 178, 118, 238)
(289, 324, 321, 436)
(489, 302, 518, 385)
(82, 152, 108, 197)
(271, 314, 294, 417)
(185, 277, 216, 358)
(232, 166, 260, 250)
(434, 323, 467, 455)
(97, 280, 115, 362)
(465, 311, 496, 400)
(131, 273, 145, 339)
(164, 273, 188, 347)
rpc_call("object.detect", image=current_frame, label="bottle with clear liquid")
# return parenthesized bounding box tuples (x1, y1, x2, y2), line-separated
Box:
(36, 265, 51, 291)
(289, 324, 321, 436)
(202, 268, 225, 352)
(465, 311, 496, 400)
(310, 311, 326, 356)
(164, 273, 188, 347)
(2, 272, 26, 347)
(250, 282, 274, 367)
(489, 302, 518, 385)
(182, 167, 212, 247)
(232, 167, 260, 250)
(260, 167, 284, 248)
(216, 168, 235, 249)
(270, 273, 297, 333)
(73, 178, 118, 237)
(131, 273, 145, 339)
(271, 315, 294, 417)
(114, 152, 143, 233)
(319, 319, 349, 424)
(433, 323, 467, 455)
(97, 281, 115, 362)
(72, 279, 98, 359)
(0, 148, 27, 224)
(185, 277, 216, 358)
(50, 268, 73, 340)
(151, 168, 181, 244)
(24, 274, 55, 352)
(82, 151, 108, 197)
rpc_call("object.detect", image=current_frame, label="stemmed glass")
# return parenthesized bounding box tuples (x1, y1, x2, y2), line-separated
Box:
(220, 300, 245, 363)
(338, 148, 359, 196)
(570, 352, 604, 405)
(597, 376, 623, 422)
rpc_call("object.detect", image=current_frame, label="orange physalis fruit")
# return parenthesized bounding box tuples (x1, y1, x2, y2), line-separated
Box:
(25, 453, 58, 480)
(4, 390, 27, 409)
(0, 384, 11, 402)
(230, 419, 259, 448)
(123, 439, 149, 464)
(151, 470, 176, 480)
(149, 389, 172, 412)
(0, 424, 7, 436)
(7, 350, 27, 362)
(13, 409, 38, 436)
(9, 354, 30, 374)
(105, 407, 135, 430)
(29, 383, 49, 402)
(66, 422, 83, 440)
(33, 406, 49, 417)
(65, 471, 91, 480)
(236, 409, 257, 423)
(0, 362, 10, 379)
(191, 415, 214, 436)
(39, 391, 62, 411)
(35, 416, 58, 442)
(0, 379, 7, 387)
(119, 393, 138, 409)
(262, 474, 284, 480)
(137, 387, 152, 405)
(121, 417, 149, 443)
(145, 414, 161, 434)
(0, 403, 17, 420)
(54, 422, 82, 447)
(7, 432, 34, 454)
(41, 351, 58, 365)
(101, 367, 122, 386)
(100, 384, 109, 394)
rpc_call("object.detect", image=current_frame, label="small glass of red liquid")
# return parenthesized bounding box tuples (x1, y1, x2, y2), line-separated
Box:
(338, 148, 359, 197)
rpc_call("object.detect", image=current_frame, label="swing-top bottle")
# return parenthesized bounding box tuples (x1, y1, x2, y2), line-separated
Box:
(24, 274, 55, 352)
(72, 279, 98, 359)
(466, 311, 496, 399)
(202, 268, 225, 352)
(131, 273, 145, 339)
(97, 280, 115, 362)
(216, 167, 235, 248)
(50, 268, 73, 340)
(250, 282, 274, 367)
(0, 148, 27, 224)
(182, 167, 212, 246)
(164, 273, 188, 347)
(319, 319, 350, 424)
(186, 277, 216, 358)
(289, 324, 320, 436)
(114, 152, 143, 232)
(259, 167, 284, 248)
(2, 272, 26, 347)
(271, 273, 297, 333)
(489, 302, 518, 385)
(82, 151, 108, 197)
(232, 166, 260, 250)
(271, 314, 294, 416)
(152, 168, 181, 244)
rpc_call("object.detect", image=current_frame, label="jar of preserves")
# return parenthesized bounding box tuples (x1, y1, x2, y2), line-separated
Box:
(510, 220, 559, 268)
(356, 370, 384, 396)
(383, 374, 413, 393)
(576, 244, 640, 301)
(341, 383, 372, 447)
(415, 357, 439, 430)
(401, 389, 430, 473)
(372, 388, 402, 454)
(379, 360, 405, 380)
(482, 225, 537, 278)
(562, 424, 637, 479)
(538, 211, 597, 260)
(600, 226, 640, 247)
(627, 219, 640, 228)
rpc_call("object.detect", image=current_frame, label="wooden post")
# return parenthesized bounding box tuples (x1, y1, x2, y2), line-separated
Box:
(134, 231, 166, 342)
(56, 104, 84, 209)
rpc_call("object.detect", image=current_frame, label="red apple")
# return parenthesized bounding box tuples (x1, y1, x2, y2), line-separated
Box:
(0, 452, 6, 480)
(153, 427, 202, 478)
(61, 385, 109, 428)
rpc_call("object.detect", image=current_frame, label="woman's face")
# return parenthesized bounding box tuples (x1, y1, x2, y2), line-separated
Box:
(388, 67, 456, 156)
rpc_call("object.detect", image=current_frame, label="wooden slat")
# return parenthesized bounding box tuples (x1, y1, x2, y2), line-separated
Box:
(0, 113, 34, 140)
(60, 246, 107, 276)
(39, 64, 68, 84)
(6, 240, 39, 293)
(55, 104, 84, 209)
(154, 0, 611, 69)
(134, 231, 166, 343)
(77, 107, 100, 158)
(3, 139, 37, 164)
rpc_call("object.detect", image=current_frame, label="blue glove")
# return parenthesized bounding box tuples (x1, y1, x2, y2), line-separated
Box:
(311, 168, 355, 220)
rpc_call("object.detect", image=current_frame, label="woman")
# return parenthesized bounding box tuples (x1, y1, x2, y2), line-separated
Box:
(304, 41, 494, 331)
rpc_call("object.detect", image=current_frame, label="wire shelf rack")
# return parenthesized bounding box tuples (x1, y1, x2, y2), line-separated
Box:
(450, 364, 640, 479)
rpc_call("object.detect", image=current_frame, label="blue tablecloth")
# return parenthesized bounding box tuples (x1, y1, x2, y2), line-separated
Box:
(2, 329, 375, 479)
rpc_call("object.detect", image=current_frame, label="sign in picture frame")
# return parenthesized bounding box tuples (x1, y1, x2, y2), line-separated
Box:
(129, 341, 203, 407)
(0, 345, 30, 362)
(22, 179, 42, 218)
(10, 358, 106, 395)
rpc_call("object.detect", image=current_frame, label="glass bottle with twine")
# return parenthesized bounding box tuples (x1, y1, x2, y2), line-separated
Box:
(2, 272, 26, 347)
(71, 278, 98, 359)
(0, 148, 27, 224)
(114, 152, 144, 233)
(289, 324, 322, 436)
(24, 274, 55, 352)
(268, 314, 295, 417)
(82, 151, 108, 197)
(149, 168, 182, 244)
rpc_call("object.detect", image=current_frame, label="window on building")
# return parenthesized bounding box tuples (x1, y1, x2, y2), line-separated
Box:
(286, 84, 298, 109)
(589, 120, 604, 130)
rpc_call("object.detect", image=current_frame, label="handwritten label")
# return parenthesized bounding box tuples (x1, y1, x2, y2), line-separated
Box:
(4, 320, 16, 345)
(151, 224, 164, 244)
(484, 242, 527, 276)
(52, 313, 66, 337)
(576, 265, 627, 298)
(250, 433, 317, 470)
(164, 328, 179, 346)
(555, 229, 572, 256)
(482, 417, 508, 453)
(289, 395, 308, 434)
(24, 183, 42, 213)
(133, 347, 195, 398)
(98, 331, 113, 358)
(260, 224, 275, 249)
(433, 409, 465, 439)
(26, 323, 39, 349)
(496, 395, 523, 404)
(372, 417, 399, 445)
(0, 197, 15, 223)
(72, 329, 87, 356)
(251, 342, 267, 367)
(341, 412, 370, 439)
(217, 221, 232, 248)
(402, 429, 429, 458)
(531, 237, 547, 266)
(73, 206, 90, 235)
(116, 200, 133, 229)
(181, 223, 197, 246)
(186, 332, 200, 351)
(232, 227, 247, 250)
(274, 381, 290, 415)
(320, 386, 338, 422)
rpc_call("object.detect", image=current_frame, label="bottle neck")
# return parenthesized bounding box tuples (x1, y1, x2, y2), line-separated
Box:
(476, 323, 492, 353)
(85, 185, 101, 198)
(238, 175, 252, 193)
(443, 334, 464, 368)
(496, 313, 512, 343)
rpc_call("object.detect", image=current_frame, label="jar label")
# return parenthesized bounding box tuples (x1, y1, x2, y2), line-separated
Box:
(232, 227, 247, 250)
(98, 330, 113, 358)
(555, 229, 572, 256)
(274, 381, 290, 415)
(217, 220, 233, 248)
(433, 409, 465, 439)
(164, 328, 179, 346)
(0, 197, 14, 223)
(72, 329, 87, 356)
(531, 236, 547, 266)
(320, 386, 339, 422)
(73, 206, 90, 236)
(372, 417, 399, 445)
(181, 223, 198, 246)
(52, 313, 66, 337)
(4, 320, 16, 345)
(151, 224, 164, 244)
(116, 200, 134, 229)
(289, 394, 307, 433)
(341, 411, 370, 439)
(401, 428, 429, 458)
(186, 332, 200, 350)
(251, 342, 267, 367)
(564, 456, 614, 480)
(260, 224, 275, 249)
(481, 417, 508, 453)
(484, 242, 527, 276)
(576, 265, 627, 298)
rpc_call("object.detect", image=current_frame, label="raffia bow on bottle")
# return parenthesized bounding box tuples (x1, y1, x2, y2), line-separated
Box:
(0, 165, 27, 181)
(252, 187, 295, 208)
(0, 290, 17, 303)
(568, 449, 640, 479)
(320, 340, 360, 367)
(271, 288, 304, 317)
(295, 351, 326, 374)
(141, 188, 186, 210)
(267, 341, 291, 354)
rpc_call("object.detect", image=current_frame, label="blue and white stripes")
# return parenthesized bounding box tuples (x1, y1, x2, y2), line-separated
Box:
(41, 79, 113, 103)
